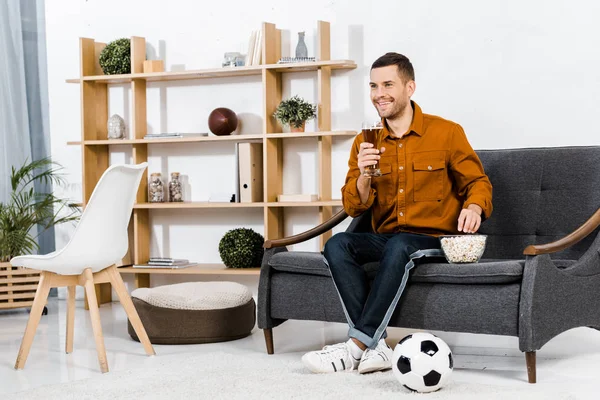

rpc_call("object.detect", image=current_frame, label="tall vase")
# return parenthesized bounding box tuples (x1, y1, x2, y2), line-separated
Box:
(295, 32, 308, 58)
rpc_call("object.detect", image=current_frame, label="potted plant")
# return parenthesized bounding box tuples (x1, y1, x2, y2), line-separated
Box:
(273, 95, 317, 132)
(1, 158, 79, 264)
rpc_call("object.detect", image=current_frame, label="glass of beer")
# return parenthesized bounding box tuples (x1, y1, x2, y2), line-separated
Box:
(361, 121, 383, 177)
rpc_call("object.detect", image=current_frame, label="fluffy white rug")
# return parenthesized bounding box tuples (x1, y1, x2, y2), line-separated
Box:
(15, 349, 577, 400)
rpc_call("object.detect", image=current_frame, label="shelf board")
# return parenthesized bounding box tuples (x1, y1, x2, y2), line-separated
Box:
(67, 134, 264, 146)
(67, 131, 358, 145)
(132, 200, 342, 209)
(134, 202, 264, 209)
(66, 60, 357, 84)
(118, 264, 260, 275)
(266, 131, 357, 139)
(266, 200, 342, 207)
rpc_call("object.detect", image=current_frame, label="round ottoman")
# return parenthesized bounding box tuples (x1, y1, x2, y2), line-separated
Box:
(128, 281, 255, 344)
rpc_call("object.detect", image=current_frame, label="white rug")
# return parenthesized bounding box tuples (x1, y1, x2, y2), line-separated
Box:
(14, 348, 578, 400)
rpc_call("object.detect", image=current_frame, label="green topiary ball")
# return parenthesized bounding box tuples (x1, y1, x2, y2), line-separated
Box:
(99, 38, 131, 75)
(219, 228, 264, 269)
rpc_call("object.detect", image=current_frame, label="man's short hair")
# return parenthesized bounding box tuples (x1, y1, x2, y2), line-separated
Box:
(371, 52, 415, 83)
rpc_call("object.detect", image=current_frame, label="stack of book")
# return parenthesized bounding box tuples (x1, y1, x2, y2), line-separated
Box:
(277, 57, 316, 64)
(133, 257, 197, 269)
(144, 133, 208, 140)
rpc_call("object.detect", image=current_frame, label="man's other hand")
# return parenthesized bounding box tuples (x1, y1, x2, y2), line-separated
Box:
(457, 204, 483, 233)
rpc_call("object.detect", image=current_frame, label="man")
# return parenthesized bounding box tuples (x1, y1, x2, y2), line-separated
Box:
(302, 53, 493, 374)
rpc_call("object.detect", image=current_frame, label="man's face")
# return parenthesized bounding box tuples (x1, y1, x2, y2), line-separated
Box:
(369, 65, 415, 119)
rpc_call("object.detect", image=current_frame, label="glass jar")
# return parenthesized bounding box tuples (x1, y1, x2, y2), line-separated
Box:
(168, 172, 183, 202)
(149, 173, 164, 203)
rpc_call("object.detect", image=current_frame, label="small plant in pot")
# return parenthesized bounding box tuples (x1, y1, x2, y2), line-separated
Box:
(273, 95, 317, 132)
(0, 158, 79, 263)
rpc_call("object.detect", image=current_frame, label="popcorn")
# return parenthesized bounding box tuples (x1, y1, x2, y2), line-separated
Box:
(440, 235, 487, 263)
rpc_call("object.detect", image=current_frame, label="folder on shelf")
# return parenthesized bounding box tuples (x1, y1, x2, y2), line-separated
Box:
(238, 142, 263, 202)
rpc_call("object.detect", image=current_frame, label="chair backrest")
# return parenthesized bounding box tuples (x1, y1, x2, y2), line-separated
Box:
(53, 163, 147, 272)
(346, 146, 600, 260)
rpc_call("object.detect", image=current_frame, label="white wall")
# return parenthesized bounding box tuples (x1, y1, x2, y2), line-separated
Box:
(44, 0, 600, 347)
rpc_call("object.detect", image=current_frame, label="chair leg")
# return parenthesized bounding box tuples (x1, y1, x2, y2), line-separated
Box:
(264, 328, 274, 355)
(525, 351, 536, 383)
(106, 266, 155, 356)
(66, 286, 76, 354)
(15, 272, 52, 370)
(82, 268, 109, 373)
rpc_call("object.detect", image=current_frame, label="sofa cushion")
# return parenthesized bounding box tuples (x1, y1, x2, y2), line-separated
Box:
(269, 252, 543, 284)
(269, 251, 331, 277)
(409, 260, 524, 284)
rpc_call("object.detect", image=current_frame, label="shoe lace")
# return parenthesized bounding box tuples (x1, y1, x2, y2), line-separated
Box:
(362, 343, 388, 361)
(319, 343, 350, 363)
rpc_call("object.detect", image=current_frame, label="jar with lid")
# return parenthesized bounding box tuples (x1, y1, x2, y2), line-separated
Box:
(149, 173, 164, 203)
(168, 172, 183, 202)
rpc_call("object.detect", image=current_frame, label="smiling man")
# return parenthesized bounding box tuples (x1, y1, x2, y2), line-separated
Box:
(302, 52, 493, 374)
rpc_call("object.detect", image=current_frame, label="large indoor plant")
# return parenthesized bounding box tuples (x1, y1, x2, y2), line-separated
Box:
(0, 158, 79, 263)
(273, 95, 317, 132)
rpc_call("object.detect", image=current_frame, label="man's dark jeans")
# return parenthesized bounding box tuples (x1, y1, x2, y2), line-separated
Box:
(323, 232, 443, 348)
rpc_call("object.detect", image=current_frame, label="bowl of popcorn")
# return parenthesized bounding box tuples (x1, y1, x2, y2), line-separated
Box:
(439, 235, 487, 264)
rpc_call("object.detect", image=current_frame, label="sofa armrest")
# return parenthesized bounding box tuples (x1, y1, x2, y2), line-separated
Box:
(264, 209, 349, 249)
(523, 207, 600, 255)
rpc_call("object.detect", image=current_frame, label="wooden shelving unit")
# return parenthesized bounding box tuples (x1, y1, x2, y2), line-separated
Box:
(68, 21, 356, 299)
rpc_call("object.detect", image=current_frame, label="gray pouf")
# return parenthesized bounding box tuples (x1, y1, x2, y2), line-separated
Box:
(128, 281, 256, 344)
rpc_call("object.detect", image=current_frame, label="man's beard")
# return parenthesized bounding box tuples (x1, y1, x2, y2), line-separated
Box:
(376, 97, 409, 120)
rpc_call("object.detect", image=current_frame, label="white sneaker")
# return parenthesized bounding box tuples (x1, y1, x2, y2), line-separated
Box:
(302, 342, 361, 373)
(358, 339, 393, 374)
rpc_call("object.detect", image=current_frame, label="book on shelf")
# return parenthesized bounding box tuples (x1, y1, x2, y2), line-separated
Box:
(252, 29, 262, 65)
(277, 57, 316, 64)
(148, 258, 190, 266)
(277, 194, 319, 202)
(132, 262, 197, 269)
(144, 133, 208, 139)
(246, 30, 257, 66)
(149, 257, 186, 262)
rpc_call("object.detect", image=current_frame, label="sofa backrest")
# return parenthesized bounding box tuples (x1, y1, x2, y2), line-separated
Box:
(477, 146, 600, 260)
(345, 146, 600, 261)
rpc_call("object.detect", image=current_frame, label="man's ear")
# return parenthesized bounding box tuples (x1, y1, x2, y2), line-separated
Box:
(407, 80, 416, 97)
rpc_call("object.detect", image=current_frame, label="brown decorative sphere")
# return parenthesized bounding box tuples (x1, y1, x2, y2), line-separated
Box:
(208, 107, 238, 136)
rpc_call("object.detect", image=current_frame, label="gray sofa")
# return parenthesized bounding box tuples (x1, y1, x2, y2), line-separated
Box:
(257, 146, 600, 383)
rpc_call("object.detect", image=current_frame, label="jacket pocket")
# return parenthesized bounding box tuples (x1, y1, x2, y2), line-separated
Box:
(373, 163, 394, 205)
(413, 159, 445, 202)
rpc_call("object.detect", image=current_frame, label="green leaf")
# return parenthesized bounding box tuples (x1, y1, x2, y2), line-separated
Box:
(273, 95, 317, 127)
(0, 157, 80, 261)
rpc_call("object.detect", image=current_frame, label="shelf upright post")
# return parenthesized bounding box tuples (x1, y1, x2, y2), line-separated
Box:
(80, 37, 112, 307)
(130, 36, 151, 288)
(262, 23, 284, 242)
(317, 21, 334, 248)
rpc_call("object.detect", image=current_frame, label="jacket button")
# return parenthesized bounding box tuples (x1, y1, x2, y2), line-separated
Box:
(427, 165, 432, 170)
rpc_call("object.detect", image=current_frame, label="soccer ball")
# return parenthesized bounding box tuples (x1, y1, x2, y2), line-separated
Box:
(392, 332, 454, 393)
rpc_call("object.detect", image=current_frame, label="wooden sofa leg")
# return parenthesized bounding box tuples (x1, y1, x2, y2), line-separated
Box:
(264, 328, 274, 355)
(525, 351, 536, 383)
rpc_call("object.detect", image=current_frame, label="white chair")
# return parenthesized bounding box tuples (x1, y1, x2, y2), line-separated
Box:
(10, 162, 155, 373)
